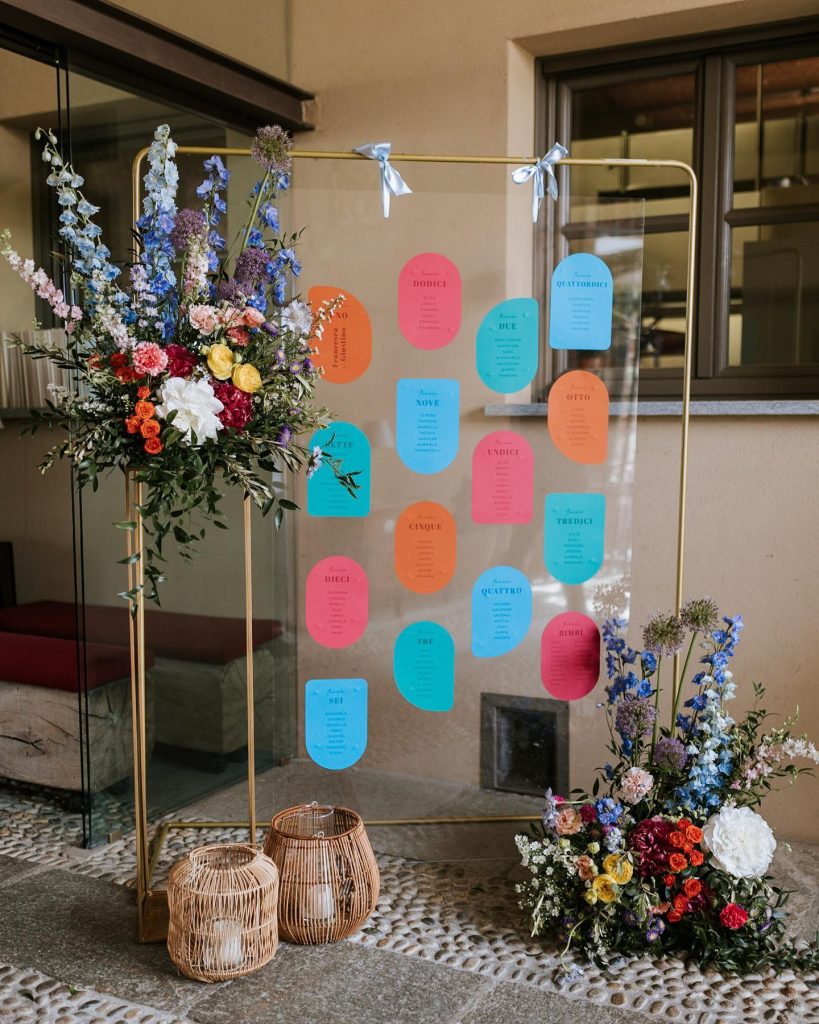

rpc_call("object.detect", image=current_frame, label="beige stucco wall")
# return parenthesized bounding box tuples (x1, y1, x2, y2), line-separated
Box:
(286, 0, 819, 841)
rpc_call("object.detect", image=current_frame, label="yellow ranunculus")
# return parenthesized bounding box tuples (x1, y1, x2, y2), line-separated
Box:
(591, 873, 619, 904)
(584, 889, 598, 905)
(603, 853, 633, 886)
(207, 343, 234, 380)
(232, 362, 263, 394)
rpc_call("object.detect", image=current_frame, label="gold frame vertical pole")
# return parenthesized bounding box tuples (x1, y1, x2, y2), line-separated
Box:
(244, 497, 257, 845)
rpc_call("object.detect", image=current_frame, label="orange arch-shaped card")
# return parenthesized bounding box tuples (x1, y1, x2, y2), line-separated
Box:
(547, 370, 609, 465)
(395, 501, 457, 594)
(309, 286, 372, 384)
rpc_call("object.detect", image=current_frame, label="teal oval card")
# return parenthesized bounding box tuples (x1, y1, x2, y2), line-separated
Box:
(544, 492, 606, 584)
(307, 421, 371, 517)
(476, 297, 539, 393)
(393, 621, 455, 712)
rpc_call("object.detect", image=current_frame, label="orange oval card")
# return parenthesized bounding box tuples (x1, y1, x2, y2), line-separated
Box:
(395, 501, 456, 594)
(547, 370, 609, 465)
(309, 286, 372, 383)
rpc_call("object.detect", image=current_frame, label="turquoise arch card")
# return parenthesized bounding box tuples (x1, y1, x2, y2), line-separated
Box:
(305, 678, 368, 770)
(476, 297, 539, 393)
(549, 253, 613, 351)
(471, 566, 532, 657)
(393, 621, 455, 712)
(545, 493, 606, 584)
(396, 378, 460, 474)
(307, 421, 371, 517)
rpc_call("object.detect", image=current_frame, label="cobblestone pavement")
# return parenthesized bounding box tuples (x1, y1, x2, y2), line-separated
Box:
(1, 782, 817, 1023)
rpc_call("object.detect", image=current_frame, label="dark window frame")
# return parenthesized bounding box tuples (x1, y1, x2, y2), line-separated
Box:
(538, 16, 819, 401)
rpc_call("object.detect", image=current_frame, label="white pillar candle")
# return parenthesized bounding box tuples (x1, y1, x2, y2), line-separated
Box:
(304, 883, 335, 921)
(204, 917, 243, 969)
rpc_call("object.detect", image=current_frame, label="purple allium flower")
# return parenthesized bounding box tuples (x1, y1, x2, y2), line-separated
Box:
(169, 208, 207, 252)
(680, 596, 720, 633)
(642, 612, 686, 656)
(217, 277, 248, 303)
(234, 246, 270, 289)
(251, 125, 292, 173)
(653, 736, 688, 772)
(614, 695, 657, 739)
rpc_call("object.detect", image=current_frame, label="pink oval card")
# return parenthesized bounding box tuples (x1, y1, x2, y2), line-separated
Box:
(471, 430, 533, 524)
(306, 556, 368, 649)
(398, 253, 461, 349)
(540, 612, 600, 700)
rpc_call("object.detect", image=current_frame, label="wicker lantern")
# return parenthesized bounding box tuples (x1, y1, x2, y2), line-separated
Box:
(264, 804, 380, 944)
(167, 843, 279, 981)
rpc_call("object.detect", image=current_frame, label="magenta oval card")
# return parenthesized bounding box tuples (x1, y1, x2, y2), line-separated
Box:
(471, 430, 534, 524)
(540, 612, 600, 700)
(398, 253, 461, 349)
(306, 556, 368, 649)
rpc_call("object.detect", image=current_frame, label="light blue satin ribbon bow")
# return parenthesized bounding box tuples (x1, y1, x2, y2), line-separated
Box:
(512, 142, 569, 222)
(354, 142, 413, 218)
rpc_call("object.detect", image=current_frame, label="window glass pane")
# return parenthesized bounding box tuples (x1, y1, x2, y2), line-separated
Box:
(727, 220, 819, 366)
(568, 72, 696, 217)
(734, 56, 819, 205)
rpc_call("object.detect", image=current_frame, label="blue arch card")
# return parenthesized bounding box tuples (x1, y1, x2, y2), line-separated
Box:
(396, 378, 460, 474)
(471, 566, 532, 657)
(549, 253, 613, 351)
(545, 492, 606, 584)
(393, 621, 455, 712)
(307, 421, 371, 517)
(305, 678, 368, 770)
(476, 298, 539, 393)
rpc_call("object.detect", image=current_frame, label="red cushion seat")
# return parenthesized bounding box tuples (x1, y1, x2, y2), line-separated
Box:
(0, 631, 152, 692)
(0, 601, 282, 665)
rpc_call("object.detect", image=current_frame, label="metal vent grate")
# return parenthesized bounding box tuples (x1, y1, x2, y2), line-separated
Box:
(480, 693, 569, 797)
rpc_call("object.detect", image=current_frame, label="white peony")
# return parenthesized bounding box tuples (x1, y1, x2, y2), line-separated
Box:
(702, 805, 776, 879)
(156, 376, 223, 445)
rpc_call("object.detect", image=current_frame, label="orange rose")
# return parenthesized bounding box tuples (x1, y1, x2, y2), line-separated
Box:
(683, 877, 702, 898)
(689, 849, 704, 867)
(144, 437, 163, 455)
(686, 825, 703, 844)
(673, 894, 689, 914)
(135, 400, 155, 420)
(667, 909, 682, 923)
(669, 853, 687, 872)
(116, 366, 140, 383)
(663, 873, 676, 888)
(669, 831, 685, 848)
(137, 385, 151, 399)
(677, 818, 692, 832)
(124, 416, 140, 435)
(140, 419, 160, 438)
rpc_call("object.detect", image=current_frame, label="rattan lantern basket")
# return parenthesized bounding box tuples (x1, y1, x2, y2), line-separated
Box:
(167, 843, 279, 981)
(264, 805, 380, 944)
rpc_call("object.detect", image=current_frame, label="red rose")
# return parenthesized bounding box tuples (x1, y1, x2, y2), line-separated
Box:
(667, 909, 683, 924)
(211, 379, 253, 432)
(110, 353, 127, 368)
(673, 894, 689, 914)
(165, 343, 199, 378)
(144, 437, 163, 455)
(689, 849, 705, 867)
(677, 818, 692, 832)
(669, 853, 688, 872)
(720, 903, 748, 930)
(663, 873, 676, 888)
(579, 804, 597, 823)
(683, 877, 702, 898)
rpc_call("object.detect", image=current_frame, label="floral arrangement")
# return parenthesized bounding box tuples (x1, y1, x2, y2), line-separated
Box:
(2, 124, 357, 601)
(516, 599, 819, 973)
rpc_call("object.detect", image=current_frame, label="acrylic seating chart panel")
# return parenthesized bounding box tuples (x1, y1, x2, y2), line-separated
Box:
(291, 160, 643, 806)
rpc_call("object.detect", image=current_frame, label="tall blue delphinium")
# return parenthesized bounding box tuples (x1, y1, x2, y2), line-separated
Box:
(136, 125, 178, 335)
(196, 154, 230, 275)
(673, 615, 743, 814)
(602, 618, 658, 764)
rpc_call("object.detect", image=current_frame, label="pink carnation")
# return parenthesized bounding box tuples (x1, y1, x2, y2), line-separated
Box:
(132, 342, 168, 377)
(226, 326, 250, 347)
(242, 307, 265, 327)
(189, 304, 219, 335)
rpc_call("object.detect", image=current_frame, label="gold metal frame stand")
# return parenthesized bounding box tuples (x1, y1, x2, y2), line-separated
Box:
(126, 147, 698, 941)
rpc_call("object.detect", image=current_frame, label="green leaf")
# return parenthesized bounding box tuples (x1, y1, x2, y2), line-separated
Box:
(113, 520, 137, 530)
